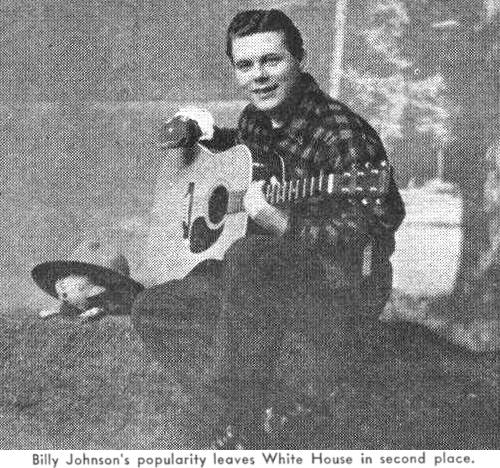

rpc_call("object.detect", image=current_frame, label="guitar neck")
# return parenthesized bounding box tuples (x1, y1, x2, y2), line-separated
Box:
(227, 166, 389, 214)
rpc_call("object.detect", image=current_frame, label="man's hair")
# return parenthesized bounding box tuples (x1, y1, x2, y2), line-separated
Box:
(226, 9, 304, 62)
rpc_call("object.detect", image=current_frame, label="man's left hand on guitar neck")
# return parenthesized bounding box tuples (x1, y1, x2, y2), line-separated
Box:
(243, 180, 289, 236)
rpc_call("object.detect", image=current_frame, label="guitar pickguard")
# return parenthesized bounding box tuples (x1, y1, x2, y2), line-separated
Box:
(189, 217, 224, 253)
(185, 183, 229, 253)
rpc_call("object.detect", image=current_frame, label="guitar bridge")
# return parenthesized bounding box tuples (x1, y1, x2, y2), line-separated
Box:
(182, 221, 189, 239)
(182, 182, 195, 239)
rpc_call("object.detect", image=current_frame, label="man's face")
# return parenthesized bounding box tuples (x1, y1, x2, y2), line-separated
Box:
(231, 31, 302, 116)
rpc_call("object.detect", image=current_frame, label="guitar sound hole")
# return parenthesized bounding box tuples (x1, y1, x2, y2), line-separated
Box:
(208, 185, 229, 224)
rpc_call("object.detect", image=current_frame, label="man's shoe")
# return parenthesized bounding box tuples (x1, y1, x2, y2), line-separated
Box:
(263, 397, 330, 442)
(210, 423, 272, 449)
(210, 398, 329, 449)
(210, 425, 247, 450)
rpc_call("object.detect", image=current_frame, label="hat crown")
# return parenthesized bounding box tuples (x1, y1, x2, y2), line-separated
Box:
(70, 240, 130, 277)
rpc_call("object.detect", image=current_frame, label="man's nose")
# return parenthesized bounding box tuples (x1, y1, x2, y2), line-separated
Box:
(253, 64, 269, 82)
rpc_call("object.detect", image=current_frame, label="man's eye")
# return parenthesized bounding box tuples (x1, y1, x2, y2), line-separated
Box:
(264, 56, 281, 65)
(235, 61, 252, 71)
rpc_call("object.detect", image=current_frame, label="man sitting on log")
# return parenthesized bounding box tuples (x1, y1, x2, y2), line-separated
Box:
(132, 9, 405, 448)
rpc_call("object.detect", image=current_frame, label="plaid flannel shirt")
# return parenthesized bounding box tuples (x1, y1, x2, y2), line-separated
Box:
(210, 73, 405, 269)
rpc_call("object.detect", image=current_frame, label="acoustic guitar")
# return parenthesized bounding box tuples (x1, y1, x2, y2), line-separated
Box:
(145, 143, 389, 284)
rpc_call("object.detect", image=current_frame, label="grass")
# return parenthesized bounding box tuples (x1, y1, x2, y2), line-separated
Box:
(0, 303, 498, 450)
(0, 311, 165, 449)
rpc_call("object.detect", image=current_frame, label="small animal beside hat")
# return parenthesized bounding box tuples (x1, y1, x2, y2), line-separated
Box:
(32, 239, 144, 321)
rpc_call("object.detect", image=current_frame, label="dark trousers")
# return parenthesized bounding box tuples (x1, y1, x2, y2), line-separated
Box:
(132, 235, 391, 428)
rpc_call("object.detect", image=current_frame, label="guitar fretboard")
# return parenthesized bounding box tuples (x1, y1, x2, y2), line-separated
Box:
(227, 163, 389, 214)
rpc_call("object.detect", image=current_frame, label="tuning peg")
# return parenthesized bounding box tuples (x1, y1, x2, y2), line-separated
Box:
(361, 198, 369, 205)
(379, 160, 388, 168)
(369, 187, 378, 192)
(375, 198, 382, 205)
(364, 161, 372, 170)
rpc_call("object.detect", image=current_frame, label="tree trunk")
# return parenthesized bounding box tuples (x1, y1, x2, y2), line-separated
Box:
(449, 11, 499, 320)
(474, 142, 500, 307)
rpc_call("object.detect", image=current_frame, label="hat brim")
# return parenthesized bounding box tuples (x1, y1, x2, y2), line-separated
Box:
(31, 260, 144, 299)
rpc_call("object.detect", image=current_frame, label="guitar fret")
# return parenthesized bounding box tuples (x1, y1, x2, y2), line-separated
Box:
(287, 180, 294, 202)
(294, 179, 300, 200)
(327, 174, 334, 193)
(280, 181, 286, 203)
(318, 170, 324, 194)
(271, 183, 279, 205)
(265, 183, 272, 202)
(310, 176, 315, 197)
(302, 178, 307, 199)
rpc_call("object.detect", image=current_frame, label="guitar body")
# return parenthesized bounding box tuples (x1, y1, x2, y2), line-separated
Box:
(145, 144, 252, 284)
(144, 140, 388, 285)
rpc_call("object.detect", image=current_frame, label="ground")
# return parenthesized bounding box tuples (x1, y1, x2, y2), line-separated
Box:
(0, 304, 497, 449)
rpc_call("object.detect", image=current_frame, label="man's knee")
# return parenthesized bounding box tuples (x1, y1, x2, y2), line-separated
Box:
(223, 235, 291, 281)
(132, 282, 168, 313)
(131, 281, 183, 333)
(224, 236, 269, 264)
(132, 277, 221, 335)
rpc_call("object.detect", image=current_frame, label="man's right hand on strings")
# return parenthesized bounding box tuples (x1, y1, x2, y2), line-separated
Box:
(244, 180, 289, 236)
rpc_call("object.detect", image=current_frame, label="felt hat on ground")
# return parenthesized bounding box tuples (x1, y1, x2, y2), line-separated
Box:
(31, 239, 144, 299)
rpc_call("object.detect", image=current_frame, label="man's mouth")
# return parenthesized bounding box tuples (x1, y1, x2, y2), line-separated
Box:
(253, 84, 279, 96)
